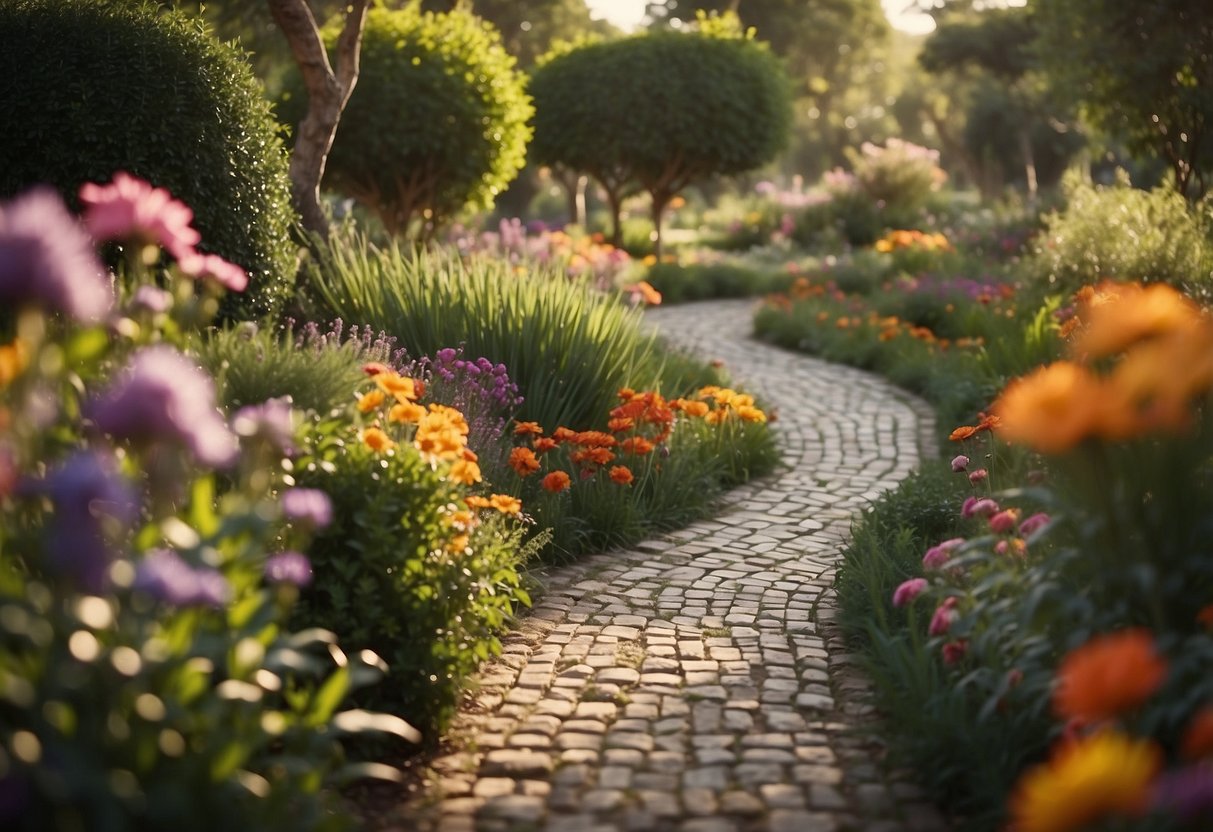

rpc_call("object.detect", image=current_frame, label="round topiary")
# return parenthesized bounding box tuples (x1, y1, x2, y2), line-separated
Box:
(0, 0, 298, 320)
(289, 3, 532, 237)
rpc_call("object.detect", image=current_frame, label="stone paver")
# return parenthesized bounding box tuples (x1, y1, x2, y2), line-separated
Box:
(390, 299, 946, 832)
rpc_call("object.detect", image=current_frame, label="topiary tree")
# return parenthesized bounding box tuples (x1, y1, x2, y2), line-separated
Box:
(301, 2, 533, 238)
(531, 15, 791, 256)
(0, 0, 298, 320)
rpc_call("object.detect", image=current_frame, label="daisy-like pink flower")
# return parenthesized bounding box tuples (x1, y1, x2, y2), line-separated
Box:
(79, 172, 201, 263)
(1019, 512, 1052, 538)
(922, 538, 965, 570)
(962, 497, 999, 519)
(178, 251, 249, 293)
(929, 596, 959, 636)
(950, 454, 969, 472)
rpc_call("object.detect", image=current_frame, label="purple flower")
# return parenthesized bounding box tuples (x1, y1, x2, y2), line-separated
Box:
(950, 454, 969, 473)
(1153, 765, 1213, 821)
(91, 346, 238, 467)
(0, 187, 111, 321)
(130, 285, 173, 314)
(280, 488, 332, 529)
(264, 551, 313, 587)
(922, 538, 965, 570)
(44, 452, 137, 591)
(133, 549, 230, 607)
(892, 577, 928, 608)
(232, 397, 296, 455)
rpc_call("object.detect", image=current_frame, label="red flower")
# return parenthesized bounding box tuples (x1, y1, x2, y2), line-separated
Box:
(542, 470, 571, 493)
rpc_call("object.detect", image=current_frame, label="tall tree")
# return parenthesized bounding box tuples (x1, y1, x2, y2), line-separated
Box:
(1034, 0, 1213, 200)
(267, 0, 370, 236)
(421, 0, 614, 67)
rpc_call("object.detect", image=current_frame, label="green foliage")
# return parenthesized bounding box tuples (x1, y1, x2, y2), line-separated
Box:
(846, 139, 946, 227)
(644, 260, 795, 304)
(0, 0, 298, 320)
(293, 3, 532, 236)
(1033, 172, 1213, 298)
(291, 417, 537, 734)
(1035, 0, 1213, 199)
(305, 232, 668, 431)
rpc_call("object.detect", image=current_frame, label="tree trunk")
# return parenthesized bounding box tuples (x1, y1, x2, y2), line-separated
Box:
(1017, 126, 1038, 206)
(605, 187, 624, 248)
(267, 0, 370, 239)
(650, 192, 668, 261)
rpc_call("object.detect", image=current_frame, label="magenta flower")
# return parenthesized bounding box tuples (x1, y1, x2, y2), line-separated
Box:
(950, 454, 969, 473)
(0, 187, 112, 321)
(942, 640, 968, 665)
(45, 451, 137, 592)
(264, 551, 313, 587)
(1019, 512, 1052, 538)
(968, 468, 988, 485)
(892, 577, 928, 607)
(90, 346, 238, 468)
(133, 549, 230, 607)
(963, 497, 999, 519)
(79, 172, 201, 263)
(179, 251, 248, 293)
(922, 538, 965, 570)
(989, 509, 1020, 534)
(279, 488, 332, 530)
(929, 597, 959, 636)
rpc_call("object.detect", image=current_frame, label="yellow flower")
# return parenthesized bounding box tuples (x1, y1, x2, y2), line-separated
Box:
(356, 389, 386, 413)
(1074, 282, 1203, 359)
(388, 401, 426, 424)
(992, 362, 1107, 454)
(1009, 731, 1160, 832)
(736, 405, 767, 423)
(375, 372, 421, 402)
(874, 238, 893, 253)
(0, 339, 28, 388)
(362, 427, 394, 452)
(448, 458, 482, 486)
(489, 494, 522, 515)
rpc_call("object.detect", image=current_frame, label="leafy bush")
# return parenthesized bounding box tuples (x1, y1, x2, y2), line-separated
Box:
(0, 0, 298, 320)
(291, 3, 532, 237)
(1033, 170, 1213, 298)
(644, 259, 795, 303)
(847, 139, 947, 225)
(0, 183, 408, 832)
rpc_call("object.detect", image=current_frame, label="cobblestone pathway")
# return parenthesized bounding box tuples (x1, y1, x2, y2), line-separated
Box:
(393, 299, 946, 832)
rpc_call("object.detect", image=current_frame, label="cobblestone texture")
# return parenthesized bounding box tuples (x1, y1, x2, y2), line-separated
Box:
(385, 300, 946, 832)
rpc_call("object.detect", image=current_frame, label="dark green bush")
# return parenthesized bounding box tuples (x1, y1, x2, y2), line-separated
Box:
(644, 261, 795, 303)
(0, 0, 298, 320)
(289, 4, 531, 237)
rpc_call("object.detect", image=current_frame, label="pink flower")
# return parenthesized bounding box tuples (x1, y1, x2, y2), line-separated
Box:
(179, 251, 248, 292)
(942, 640, 968, 665)
(963, 497, 999, 519)
(922, 538, 965, 570)
(968, 468, 988, 485)
(929, 596, 959, 636)
(1019, 512, 1052, 537)
(892, 577, 928, 607)
(950, 454, 969, 472)
(989, 508, 1021, 534)
(79, 172, 201, 263)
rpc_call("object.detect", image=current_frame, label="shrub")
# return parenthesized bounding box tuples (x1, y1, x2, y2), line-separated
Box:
(1033, 170, 1213, 298)
(0, 0, 298, 320)
(293, 3, 532, 237)
(644, 259, 795, 303)
(842, 139, 947, 231)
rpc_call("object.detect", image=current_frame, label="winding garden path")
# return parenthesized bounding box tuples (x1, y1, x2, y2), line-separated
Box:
(393, 299, 947, 832)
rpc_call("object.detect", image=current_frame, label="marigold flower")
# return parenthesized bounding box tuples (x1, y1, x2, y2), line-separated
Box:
(736, 405, 767, 423)
(621, 436, 655, 455)
(533, 436, 558, 454)
(447, 533, 470, 553)
(679, 400, 711, 418)
(448, 458, 482, 486)
(609, 465, 634, 485)
(617, 387, 636, 400)
(1008, 731, 1161, 832)
(1054, 629, 1168, 723)
(362, 362, 391, 376)
(489, 494, 522, 515)
(608, 416, 634, 432)
(362, 427, 394, 452)
(514, 420, 544, 436)
(509, 446, 540, 476)
(892, 577, 928, 607)
(624, 280, 662, 306)
(376, 372, 421, 402)
(357, 389, 386, 413)
(542, 470, 571, 493)
(552, 426, 577, 443)
(575, 447, 615, 466)
(949, 425, 979, 442)
(465, 495, 492, 509)
(573, 430, 617, 448)
(992, 362, 1107, 454)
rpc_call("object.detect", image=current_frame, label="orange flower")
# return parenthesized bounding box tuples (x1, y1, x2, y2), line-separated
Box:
(608, 416, 635, 432)
(465, 495, 492, 509)
(1053, 629, 1168, 723)
(533, 436, 558, 454)
(552, 426, 577, 443)
(1198, 604, 1213, 629)
(572, 430, 617, 448)
(388, 401, 425, 424)
(489, 494, 522, 515)
(609, 465, 634, 485)
(620, 436, 654, 455)
(571, 447, 615, 466)
(617, 387, 636, 400)
(1074, 281, 1203, 359)
(448, 458, 482, 486)
(736, 405, 767, 423)
(357, 389, 386, 413)
(949, 425, 978, 442)
(361, 361, 390, 377)
(0, 340, 28, 388)
(362, 427, 394, 452)
(542, 470, 571, 493)
(509, 446, 540, 476)
(375, 372, 421, 402)
(704, 408, 727, 425)
(513, 421, 544, 436)
(680, 400, 711, 417)
(992, 362, 1107, 454)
